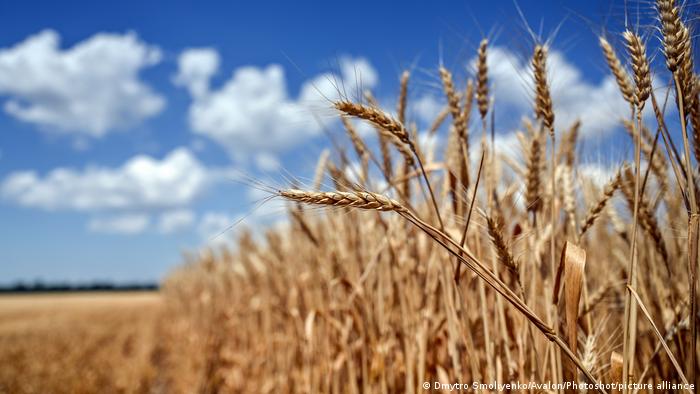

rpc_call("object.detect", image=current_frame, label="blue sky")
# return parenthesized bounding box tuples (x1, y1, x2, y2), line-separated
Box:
(0, 0, 653, 283)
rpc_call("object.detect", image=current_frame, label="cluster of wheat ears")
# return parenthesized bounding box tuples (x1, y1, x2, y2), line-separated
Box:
(162, 1, 700, 392)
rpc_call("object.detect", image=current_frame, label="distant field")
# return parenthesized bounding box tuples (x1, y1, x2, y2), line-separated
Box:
(0, 292, 162, 394)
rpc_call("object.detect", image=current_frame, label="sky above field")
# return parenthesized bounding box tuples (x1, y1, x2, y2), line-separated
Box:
(0, 0, 668, 283)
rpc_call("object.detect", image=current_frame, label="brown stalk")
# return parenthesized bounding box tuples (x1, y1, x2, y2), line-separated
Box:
(460, 79, 474, 184)
(455, 152, 484, 283)
(627, 285, 692, 392)
(621, 28, 651, 388)
(445, 126, 463, 216)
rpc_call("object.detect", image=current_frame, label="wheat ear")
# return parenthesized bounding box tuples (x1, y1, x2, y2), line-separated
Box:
(476, 39, 489, 119)
(599, 36, 635, 105)
(335, 101, 410, 143)
(532, 45, 554, 132)
(524, 120, 544, 213)
(486, 214, 519, 275)
(279, 189, 407, 212)
(397, 70, 409, 125)
(579, 169, 622, 237)
(623, 30, 651, 110)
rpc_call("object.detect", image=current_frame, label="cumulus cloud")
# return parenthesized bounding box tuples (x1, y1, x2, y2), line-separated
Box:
(173, 48, 219, 98)
(157, 209, 196, 233)
(197, 211, 240, 246)
(254, 152, 281, 171)
(339, 57, 378, 90)
(1, 148, 212, 211)
(578, 162, 622, 187)
(88, 214, 150, 235)
(491, 132, 522, 159)
(0, 30, 164, 137)
(412, 94, 445, 125)
(174, 51, 378, 164)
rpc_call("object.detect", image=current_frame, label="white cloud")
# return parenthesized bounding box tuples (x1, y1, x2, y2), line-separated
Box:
(1, 147, 211, 211)
(338, 57, 378, 91)
(174, 51, 378, 164)
(491, 131, 522, 159)
(254, 152, 281, 171)
(197, 211, 240, 246)
(412, 94, 444, 125)
(157, 209, 196, 233)
(578, 162, 620, 187)
(88, 213, 150, 235)
(0, 30, 164, 137)
(173, 48, 219, 98)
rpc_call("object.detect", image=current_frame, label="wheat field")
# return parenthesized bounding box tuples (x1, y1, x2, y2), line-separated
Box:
(4, 0, 700, 392)
(0, 293, 161, 393)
